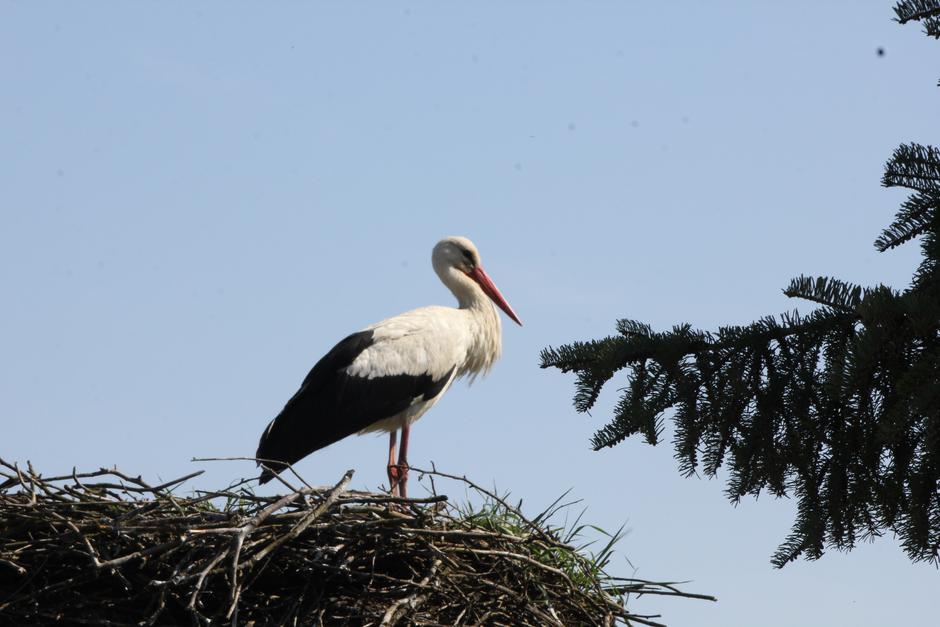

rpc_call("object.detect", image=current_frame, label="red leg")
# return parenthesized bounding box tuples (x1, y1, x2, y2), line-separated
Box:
(397, 424, 411, 499)
(387, 430, 400, 497)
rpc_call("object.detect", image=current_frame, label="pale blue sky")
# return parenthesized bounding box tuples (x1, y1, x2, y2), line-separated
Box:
(2, 2, 937, 625)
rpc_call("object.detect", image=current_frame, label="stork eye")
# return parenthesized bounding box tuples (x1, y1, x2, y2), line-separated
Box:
(462, 249, 474, 261)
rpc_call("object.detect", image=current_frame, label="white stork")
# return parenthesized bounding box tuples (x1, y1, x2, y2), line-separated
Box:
(256, 236, 521, 497)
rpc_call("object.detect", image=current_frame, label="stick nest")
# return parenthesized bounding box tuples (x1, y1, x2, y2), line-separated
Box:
(0, 460, 711, 626)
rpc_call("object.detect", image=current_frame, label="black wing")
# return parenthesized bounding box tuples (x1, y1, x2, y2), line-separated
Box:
(256, 329, 454, 484)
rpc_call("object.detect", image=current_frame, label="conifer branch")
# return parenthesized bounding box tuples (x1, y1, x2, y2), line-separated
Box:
(874, 192, 938, 251)
(924, 15, 940, 36)
(893, 0, 940, 24)
(543, 5, 940, 568)
(882, 143, 940, 194)
(783, 275, 864, 312)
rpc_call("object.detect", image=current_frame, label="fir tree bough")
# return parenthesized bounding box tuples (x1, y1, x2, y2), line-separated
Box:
(541, 3, 940, 569)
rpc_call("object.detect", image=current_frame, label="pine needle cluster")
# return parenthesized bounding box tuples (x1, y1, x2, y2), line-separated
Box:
(541, 3, 940, 568)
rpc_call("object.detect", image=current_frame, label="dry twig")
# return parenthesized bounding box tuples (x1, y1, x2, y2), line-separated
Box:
(0, 458, 713, 625)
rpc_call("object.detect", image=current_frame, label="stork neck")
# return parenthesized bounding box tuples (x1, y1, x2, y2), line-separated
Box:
(439, 267, 489, 311)
(437, 267, 502, 377)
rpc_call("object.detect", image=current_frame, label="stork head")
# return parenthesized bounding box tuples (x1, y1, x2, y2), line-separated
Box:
(432, 236, 522, 326)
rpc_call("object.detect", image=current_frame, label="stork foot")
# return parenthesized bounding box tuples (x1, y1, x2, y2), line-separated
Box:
(387, 463, 410, 499)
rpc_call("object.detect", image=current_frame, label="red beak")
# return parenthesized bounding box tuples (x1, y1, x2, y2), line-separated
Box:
(467, 266, 522, 326)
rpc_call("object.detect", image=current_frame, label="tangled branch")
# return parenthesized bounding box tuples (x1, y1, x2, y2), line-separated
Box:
(0, 459, 712, 625)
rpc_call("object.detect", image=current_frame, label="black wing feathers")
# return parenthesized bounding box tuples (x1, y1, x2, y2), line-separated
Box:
(256, 329, 454, 484)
